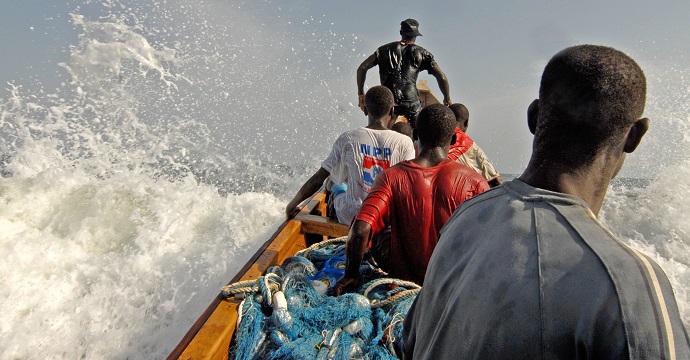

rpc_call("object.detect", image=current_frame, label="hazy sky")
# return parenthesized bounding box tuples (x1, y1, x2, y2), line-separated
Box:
(2, 0, 690, 176)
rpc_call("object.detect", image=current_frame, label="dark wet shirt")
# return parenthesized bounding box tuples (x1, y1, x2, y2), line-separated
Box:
(374, 41, 436, 106)
(404, 179, 690, 359)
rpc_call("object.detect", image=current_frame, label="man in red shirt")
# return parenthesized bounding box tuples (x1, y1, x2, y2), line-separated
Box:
(447, 103, 504, 187)
(335, 104, 489, 290)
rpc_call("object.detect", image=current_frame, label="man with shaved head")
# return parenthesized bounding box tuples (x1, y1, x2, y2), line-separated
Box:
(335, 104, 488, 290)
(286, 85, 414, 225)
(404, 45, 690, 359)
(448, 103, 503, 187)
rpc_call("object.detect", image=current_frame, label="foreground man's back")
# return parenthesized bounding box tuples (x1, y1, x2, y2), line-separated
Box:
(403, 44, 690, 359)
(404, 180, 689, 358)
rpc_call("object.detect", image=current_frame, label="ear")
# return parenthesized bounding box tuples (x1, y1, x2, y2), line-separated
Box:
(450, 133, 457, 146)
(527, 99, 539, 135)
(623, 117, 649, 153)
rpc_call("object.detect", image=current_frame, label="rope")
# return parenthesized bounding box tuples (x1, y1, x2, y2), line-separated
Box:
(221, 279, 280, 298)
(383, 312, 406, 353)
(236, 297, 246, 329)
(225, 241, 420, 360)
(371, 289, 420, 309)
(362, 278, 421, 299)
(295, 236, 347, 258)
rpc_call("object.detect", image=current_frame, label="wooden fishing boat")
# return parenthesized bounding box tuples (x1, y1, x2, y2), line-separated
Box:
(416, 80, 441, 109)
(167, 82, 440, 359)
(167, 191, 349, 360)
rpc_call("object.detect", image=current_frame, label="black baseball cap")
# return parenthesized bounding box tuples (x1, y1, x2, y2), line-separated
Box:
(401, 18, 422, 36)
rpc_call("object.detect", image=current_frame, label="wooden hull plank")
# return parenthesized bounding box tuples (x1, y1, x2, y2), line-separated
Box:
(296, 213, 349, 238)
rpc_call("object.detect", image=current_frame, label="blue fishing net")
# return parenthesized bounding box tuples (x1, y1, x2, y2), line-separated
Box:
(226, 239, 419, 359)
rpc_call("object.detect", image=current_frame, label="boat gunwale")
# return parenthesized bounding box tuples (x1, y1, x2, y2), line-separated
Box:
(167, 192, 343, 359)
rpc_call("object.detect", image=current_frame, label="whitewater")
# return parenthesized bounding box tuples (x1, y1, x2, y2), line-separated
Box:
(0, 1, 688, 359)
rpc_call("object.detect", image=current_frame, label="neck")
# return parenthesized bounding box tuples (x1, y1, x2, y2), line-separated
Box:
(400, 36, 416, 44)
(412, 145, 449, 167)
(366, 117, 390, 130)
(518, 152, 619, 216)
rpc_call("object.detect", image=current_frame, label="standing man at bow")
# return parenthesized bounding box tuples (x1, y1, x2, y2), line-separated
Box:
(357, 18, 452, 130)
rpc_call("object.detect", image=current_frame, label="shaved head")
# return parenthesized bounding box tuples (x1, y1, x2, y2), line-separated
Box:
(417, 104, 457, 148)
(365, 85, 395, 118)
(449, 103, 470, 132)
(534, 45, 647, 169)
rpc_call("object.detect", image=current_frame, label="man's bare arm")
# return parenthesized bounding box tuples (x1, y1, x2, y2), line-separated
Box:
(285, 167, 330, 217)
(357, 54, 377, 95)
(334, 220, 372, 295)
(429, 62, 452, 105)
(357, 54, 377, 115)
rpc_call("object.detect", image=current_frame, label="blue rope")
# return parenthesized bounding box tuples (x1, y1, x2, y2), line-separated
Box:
(233, 296, 267, 359)
(229, 240, 416, 359)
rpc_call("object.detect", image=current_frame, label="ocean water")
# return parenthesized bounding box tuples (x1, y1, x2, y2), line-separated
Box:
(0, 1, 688, 359)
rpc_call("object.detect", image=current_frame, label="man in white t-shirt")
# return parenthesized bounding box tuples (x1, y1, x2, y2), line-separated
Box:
(285, 86, 415, 224)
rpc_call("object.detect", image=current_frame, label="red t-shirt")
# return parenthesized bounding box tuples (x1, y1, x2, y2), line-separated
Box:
(355, 160, 489, 284)
(447, 127, 474, 161)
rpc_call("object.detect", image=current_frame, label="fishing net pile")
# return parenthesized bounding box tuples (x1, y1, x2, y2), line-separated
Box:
(222, 237, 420, 359)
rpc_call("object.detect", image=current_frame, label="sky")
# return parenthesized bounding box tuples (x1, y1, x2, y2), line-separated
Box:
(2, 0, 690, 176)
